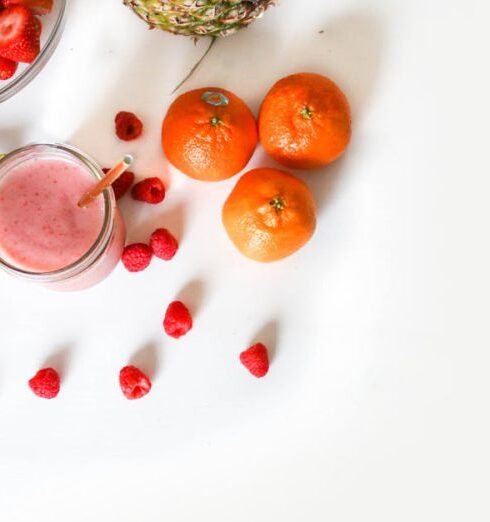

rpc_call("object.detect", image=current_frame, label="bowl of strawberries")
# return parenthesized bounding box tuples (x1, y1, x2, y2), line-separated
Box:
(0, 0, 65, 103)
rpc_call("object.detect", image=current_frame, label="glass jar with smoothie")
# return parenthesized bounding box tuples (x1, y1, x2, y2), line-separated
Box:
(0, 143, 126, 291)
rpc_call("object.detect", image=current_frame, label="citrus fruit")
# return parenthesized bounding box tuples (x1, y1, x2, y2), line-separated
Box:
(162, 88, 258, 181)
(222, 168, 316, 262)
(259, 72, 351, 169)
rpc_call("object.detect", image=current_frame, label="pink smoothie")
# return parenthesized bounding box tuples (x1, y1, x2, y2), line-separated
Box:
(0, 158, 105, 273)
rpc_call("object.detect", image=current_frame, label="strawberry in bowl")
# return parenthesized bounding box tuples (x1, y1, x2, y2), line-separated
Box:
(0, 5, 42, 68)
(0, 0, 64, 101)
(2, 0, 53, 16)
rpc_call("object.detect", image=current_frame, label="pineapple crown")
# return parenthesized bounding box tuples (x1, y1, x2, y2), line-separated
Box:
(123, 0, 279, 38)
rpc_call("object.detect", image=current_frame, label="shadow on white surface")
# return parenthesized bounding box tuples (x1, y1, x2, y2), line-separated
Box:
(125, 199, 186, 245)
(41, 345, 73, 379)
(283, 12, 384, 215)
(0, 126, 27, 152)
(129, 340, 160, 379)
(177, 279, 206, 318)
(316, 12, 384, 118)
(251, 319, 279, 363)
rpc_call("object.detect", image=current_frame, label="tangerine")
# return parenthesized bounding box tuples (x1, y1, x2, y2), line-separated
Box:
(259, 72, 351, 169)
(222, 168, 316, 262)
(162, 88, 258, 181)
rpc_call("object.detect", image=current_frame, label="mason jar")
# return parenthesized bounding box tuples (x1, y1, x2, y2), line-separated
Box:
(0, 143, 126, 291)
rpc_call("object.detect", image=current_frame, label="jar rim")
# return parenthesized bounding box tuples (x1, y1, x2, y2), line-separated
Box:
(0, 143, 116, 283)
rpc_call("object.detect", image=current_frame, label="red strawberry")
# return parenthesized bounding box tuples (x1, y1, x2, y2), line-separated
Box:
(0, 55, 17, 79)
(240, 343, 269, 378)
(102, 168, 134, 200)
(0, 6, 41, 63)
(3, 0, 53, 16)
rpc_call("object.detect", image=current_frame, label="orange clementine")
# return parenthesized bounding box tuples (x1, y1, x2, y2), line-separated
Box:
(162, 87, 258, 181)
(259, 72, 351, 169)
(222, 168, 316, 262)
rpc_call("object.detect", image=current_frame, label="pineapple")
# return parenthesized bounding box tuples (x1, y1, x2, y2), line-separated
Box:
(123, 0, 278, 38)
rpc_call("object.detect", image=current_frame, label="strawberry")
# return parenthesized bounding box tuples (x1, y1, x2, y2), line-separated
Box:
(0, 6, 41, 63)
(0, 55, 17, 79)
(3, 0, 53, 16)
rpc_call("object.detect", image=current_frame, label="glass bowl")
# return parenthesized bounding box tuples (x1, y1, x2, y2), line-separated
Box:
(0, 0, 66, 103)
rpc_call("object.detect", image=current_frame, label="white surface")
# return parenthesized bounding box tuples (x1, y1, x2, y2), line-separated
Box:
(1, 1, 489, 520)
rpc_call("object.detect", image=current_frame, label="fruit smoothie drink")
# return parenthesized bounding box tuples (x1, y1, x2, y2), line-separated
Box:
(0, 144, 125, 290)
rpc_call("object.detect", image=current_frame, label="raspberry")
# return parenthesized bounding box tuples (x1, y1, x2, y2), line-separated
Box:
(131, 177, 165, 204)
(150, 228, 178, 260)
(121, 243, 153, 272)
(103, 168, 134, 200)
(119, 365, 152, 400)
(240, 343, 269, 378)
(163, 300, 193, 338)
(115, 111, 143, 141)
(28, 367, 60, 398)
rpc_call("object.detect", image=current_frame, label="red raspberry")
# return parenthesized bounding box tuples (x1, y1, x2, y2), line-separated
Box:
(163, 300, 193, 338)
(103, 168, 134, 200)
(131, 177, 165, 204)
(119, 365, 152, 400)
(115, 111, 143, 141)
(28, 367, 60, 398)
(240, 343, 269, 378)
(150, 228, 178, 260)
(121, 243, 152, 272)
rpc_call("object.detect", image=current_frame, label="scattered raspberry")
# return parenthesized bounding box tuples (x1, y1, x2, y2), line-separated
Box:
(131, 177, 165, 204)
(150, 228, 178, 261)
(103, 168, 134, 200)
(28, 367, 60, 398)
(119, 365, 152, 400)
(240, 343, 269, 378)
(115, 111, 143, 141)
(163, 300, 193, 338)
(121, 243, 152, 272)
(0, 56, 17, 80)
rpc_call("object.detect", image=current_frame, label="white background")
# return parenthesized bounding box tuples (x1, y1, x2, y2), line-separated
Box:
(1, 0, 489, 520)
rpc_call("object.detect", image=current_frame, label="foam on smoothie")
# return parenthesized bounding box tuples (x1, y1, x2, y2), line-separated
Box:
(0, 158, 105, 273)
